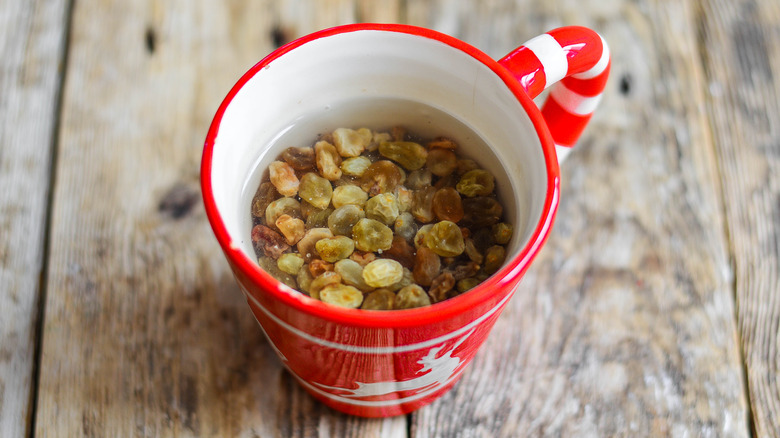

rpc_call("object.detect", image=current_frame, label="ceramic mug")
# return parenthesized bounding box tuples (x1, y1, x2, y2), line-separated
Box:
(201, 23, 609, 417)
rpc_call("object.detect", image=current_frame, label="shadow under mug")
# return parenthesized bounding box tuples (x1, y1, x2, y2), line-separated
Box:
(201, 23, 610, 417)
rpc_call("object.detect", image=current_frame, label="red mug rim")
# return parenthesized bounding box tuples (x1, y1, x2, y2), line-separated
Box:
(201, 23, 561, 329)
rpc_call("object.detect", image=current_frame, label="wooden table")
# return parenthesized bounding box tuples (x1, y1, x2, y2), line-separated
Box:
(2, 0, 778, 436)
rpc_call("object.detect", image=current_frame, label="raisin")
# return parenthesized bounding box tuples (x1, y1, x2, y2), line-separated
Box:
(365, 193, 399, 225)
(426, 148, 458, 177)
(394, 212, 418, 243)
(332, 184, 368, 209)
(315, 236, 355, 262)
(269, 161, 300, 197)
(412, 247, 441, 287)
(456, 169, 495, 197)
(461, 197, 503, 228)
(328, 204, 365, 236)
(352, 218, 393, 252)
(425, 221, 465, 257)
(305, 207, 333, 228)
(314, 140, 342, 180)
(492, 222, 513, 245)
(320, 284, 364, 308)
(457, 277, 480, 293)
(341, 156, 373, 177)
(361, 289, 396, 310)
(251, 224, 290, 259)
(257, 256, 297, 289)
(360, 160, 402, 196)
(378, 141, 428, 170)
(277, 253, 304, 275)
(309, 271, 341, 300)
(281, 146, 315, 170)
(251, 182, 279, 221)
(333, 127, 371, 157)
(265, 197, 301, 228)
(275, 214, 305, 245)
(296, 228, 333, 262)
(448, 261, 480, 281)
(384, 235, 416, 269)
(309, 259, 334, 277)
(411, 186, 436, 223)
(432, 187, 464, 223)
(334, 259, 373, 292)
(426, 137, 458, 150)
(362, 259, 403, 288)
(405, 169, 432, 190)
(483, 245, 506, 275)
(394, 284, 431, 309)
(298, 172, 333, 209)
(428, 272, 455, 303)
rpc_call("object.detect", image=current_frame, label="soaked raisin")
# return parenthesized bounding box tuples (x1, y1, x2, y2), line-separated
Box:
(412, 247, 440, 286)
(362, 259, 403, 288)
(365, 193, 399, 225)
(305, 207, 333, 228)
(464, 237, 484, 264)
(456, 159, 479, 175)
(333, 127, 372, 157)
(361, 289, 396, 310)
(457, 277, 480, 293)
(384, 235, 416, 269)
(425, 221, 465, 257)
(282, 146, 315, 170)
(298, 172, 333, 209)
(297, 267, 314, 293)
(394, 212, 418, 243)
(448, 261, 480, 281)
(257, 256, 297, 289)
(483, 245, 506, 275)
(251, 182, 279, 221)
(360, 160, 402, 196)
(341, 156, 372, 177)
(320, 284, 364, 308)
(411, 186, 436, 223)
(269, 161, 300, 197)
(334, 259, 373, 292)
(428, 272, 455, 303)
(394, 284, 431, 309)
(352, 218, 393, 252)
(309, 271, 341, 300)
(315, 236, 355, 262)
(378, 141, 428, 170)
(314, 140, 342, 180)
(275, 214, 305, 245)
(394, 185, 413, 212)
(277, 253, 304, 275)
(252, 224, 290, 259)
(309, 259, 334, 277)
(349, 251, 376, 267)
(405, 169, 432, 190)
(426, 137, 458, 150)
(265, 197, 301, 227)
(461, 197, 503, 228)
(426, 148, 457, 177)
(296, 228, 333, 262)
(387, 268, 413, 292)
(432, 187, 464, 223)
(492, 222, 513, 245)
(456, 169, 495, 197)
(328, 204, 365, 236)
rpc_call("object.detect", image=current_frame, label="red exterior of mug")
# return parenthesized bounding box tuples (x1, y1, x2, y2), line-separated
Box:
(202, 23, 570, 417)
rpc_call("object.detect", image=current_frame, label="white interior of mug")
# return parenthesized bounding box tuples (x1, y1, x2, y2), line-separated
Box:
(209, 29, 549, 284)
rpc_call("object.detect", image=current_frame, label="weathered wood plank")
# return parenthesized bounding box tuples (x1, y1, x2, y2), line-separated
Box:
(698, 0, 780, 436)
(407, 0, 749, 435)
(34, 0, 408, 436)
(0, 0, 69, 436)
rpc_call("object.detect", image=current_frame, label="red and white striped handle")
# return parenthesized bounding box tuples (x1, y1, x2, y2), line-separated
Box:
(499, 26, 610, 161)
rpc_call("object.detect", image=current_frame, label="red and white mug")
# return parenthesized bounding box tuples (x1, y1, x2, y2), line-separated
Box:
(201, 23, 609, 417)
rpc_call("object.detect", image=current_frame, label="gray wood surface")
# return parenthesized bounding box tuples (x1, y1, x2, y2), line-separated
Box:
(699, 0, 780, 436)
(0, 0, 777, 436)
(0, 1, 69, 437)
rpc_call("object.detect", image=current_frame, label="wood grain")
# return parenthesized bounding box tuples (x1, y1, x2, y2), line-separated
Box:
(408, 0, 749, 435)
(0, 0, 68, 436)
(33, 0, 407, 436)
(698, 0, 780, 436)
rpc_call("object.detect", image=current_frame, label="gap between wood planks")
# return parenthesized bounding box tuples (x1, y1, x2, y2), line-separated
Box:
(691, 1, 756, 436)
(27, 1, 76, 437)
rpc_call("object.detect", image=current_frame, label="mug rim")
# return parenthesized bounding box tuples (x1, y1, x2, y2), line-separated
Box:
(201, 23, 561, 329)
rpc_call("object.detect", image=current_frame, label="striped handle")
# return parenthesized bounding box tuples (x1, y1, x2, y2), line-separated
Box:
(499, 26, 610, 162)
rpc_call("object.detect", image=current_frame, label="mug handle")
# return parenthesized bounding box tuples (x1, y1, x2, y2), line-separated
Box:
(498, 26, 611, 162)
